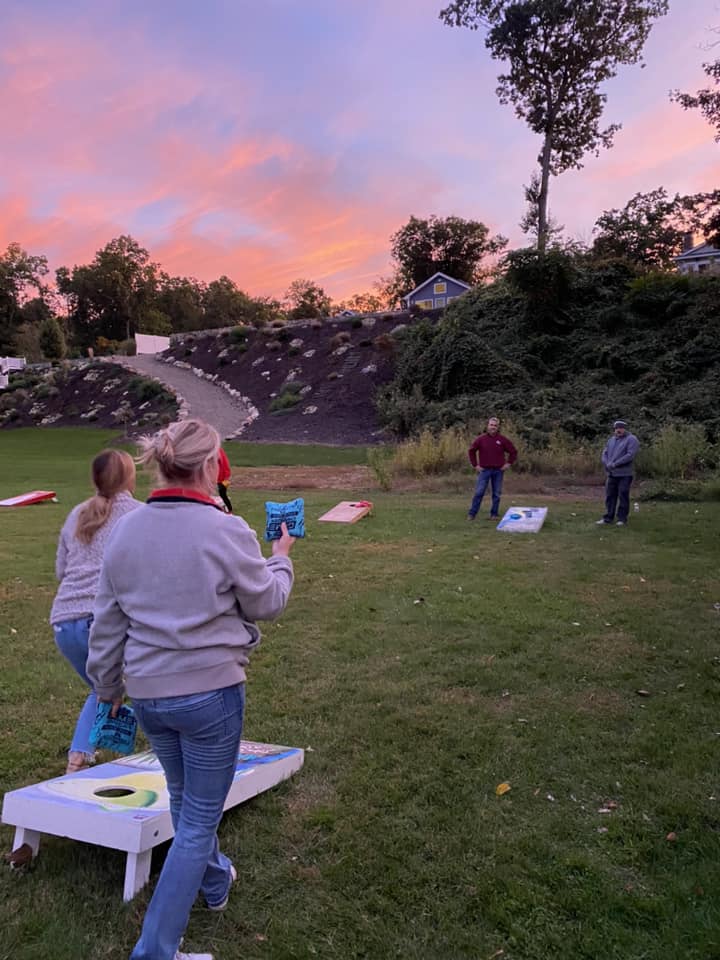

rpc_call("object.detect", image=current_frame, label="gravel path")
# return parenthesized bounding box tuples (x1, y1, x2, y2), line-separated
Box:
(118, 355, 252, 440)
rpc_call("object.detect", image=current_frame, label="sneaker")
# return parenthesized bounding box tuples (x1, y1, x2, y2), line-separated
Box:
(616, 521, 626, 526)
(175, 953, 213, 960)
(467, 514, 475, 521)
(595, 519, 611, 525)
(487, 515, 499, 521)
(207, 864, 237, 912)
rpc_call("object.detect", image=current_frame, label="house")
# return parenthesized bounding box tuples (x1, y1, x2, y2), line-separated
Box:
(401, 272, 471, 310)
(674, 233, 720, 275)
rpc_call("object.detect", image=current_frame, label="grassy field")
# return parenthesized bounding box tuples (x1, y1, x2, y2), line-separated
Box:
(1, 428, 719, 960)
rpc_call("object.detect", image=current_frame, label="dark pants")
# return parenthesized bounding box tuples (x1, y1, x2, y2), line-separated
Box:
(604, 475, 633, 523)
(469, 467, 504, 518)
(217, 482, 233, 514)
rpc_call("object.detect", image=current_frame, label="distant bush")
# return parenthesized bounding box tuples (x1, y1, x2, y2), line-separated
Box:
(119, 339, 137, 356)
(269, 385, 303, 413)
(330, 331, 351, 349)
(128, 376, 167, 403)
(637, 423, 715, 479)
(351, 317, 363, 328)
(229, 325, 251, 343)
(266, 340, 283, 352)
(373, 333, 395, 353)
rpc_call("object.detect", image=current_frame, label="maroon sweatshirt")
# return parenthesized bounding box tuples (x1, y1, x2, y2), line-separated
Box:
(468, 432, 518, 469)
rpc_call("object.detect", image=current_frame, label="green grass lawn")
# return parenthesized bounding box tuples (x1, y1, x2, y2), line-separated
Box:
(1, 429, 719, 960)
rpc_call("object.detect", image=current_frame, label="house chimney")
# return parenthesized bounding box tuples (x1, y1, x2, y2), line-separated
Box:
(682, 232, 695, 252)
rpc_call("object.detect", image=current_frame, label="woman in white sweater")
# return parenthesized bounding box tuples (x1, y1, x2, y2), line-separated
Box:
(87, 418, 295, 960)
(50, 449, 140, 773)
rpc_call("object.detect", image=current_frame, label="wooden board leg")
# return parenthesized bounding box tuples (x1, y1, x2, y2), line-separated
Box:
(123, 849, 152, 902)
(13, 827, 41, 858)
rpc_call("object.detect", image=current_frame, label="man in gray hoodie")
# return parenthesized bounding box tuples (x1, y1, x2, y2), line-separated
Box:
(596, 420, 640, 526)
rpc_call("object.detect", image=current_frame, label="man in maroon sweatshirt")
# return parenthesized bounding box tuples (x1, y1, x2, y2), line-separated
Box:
(467, 417, 518, 521)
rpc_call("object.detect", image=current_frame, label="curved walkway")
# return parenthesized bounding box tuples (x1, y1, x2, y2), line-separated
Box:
(118, 354, 252, 440)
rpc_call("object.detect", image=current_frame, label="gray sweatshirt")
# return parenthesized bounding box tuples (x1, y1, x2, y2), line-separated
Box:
(86, 498, 293, 701)
(50, 491, 141, 625)
(601, 432, 640, 477)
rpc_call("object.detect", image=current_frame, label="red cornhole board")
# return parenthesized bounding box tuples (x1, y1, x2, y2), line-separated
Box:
(318, 500, 373, 523)
(0, 491, 56, 508)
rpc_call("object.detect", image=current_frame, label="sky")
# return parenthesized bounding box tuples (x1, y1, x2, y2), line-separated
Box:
(1, 0, 718, 300)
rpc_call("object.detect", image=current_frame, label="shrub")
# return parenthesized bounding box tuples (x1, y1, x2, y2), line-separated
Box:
(373, 333, 395, 353)
(128, 376, 166, 403)
(637, 423, 714, 479)
(367, 447, 394, 491)
(289, 346, 301, 356)
(229, 325, 251, 343)
(276, 327, 291, 343)
(266, 340, 283, 352)
(119, 339, 137, 356)
(330, 331, 351, 349)
(351, 317, 363, 328)
(269, 391, 302, 413)
(391, 427, 469, 477)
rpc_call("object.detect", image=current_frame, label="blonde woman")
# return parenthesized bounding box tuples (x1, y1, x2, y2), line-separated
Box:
(87, 418, 295, 960)
(50, 449, 140, 774)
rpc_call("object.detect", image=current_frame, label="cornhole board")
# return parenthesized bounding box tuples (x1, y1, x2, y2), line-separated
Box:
(2, 740, 304, 901)
(318, 500, 373, 523)
(0, 491, 56, 508)
(497, 506, 548, 533)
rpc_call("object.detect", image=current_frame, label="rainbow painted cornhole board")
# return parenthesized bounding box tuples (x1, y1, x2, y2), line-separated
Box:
(0, 490, 57, 507)
(497, 506, 548, 533)
(2, 740, 303, 900)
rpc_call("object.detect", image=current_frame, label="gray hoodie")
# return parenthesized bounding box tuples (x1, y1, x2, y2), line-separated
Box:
(601, 432, 640, 477)
(87, 498, 293, 701)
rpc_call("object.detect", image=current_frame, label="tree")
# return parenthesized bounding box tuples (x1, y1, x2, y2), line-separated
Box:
(203, 276, 254, 328)
(284, 279, 332, 320)
(155, 275, 206, 333)
(440, 0, 669, 252)
(389, 214, 507, 295)
(39, 316, 66, 360)
(671, 28, 720, 140)
(334, 291, 383, 314)
(57, 236, 159, 349)
(0, 243, 49, 353)
(592, 188, 720, 267)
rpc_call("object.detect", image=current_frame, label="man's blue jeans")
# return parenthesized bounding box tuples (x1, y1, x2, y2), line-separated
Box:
(469, 467, 504, 518)
(604, 474, 633, 523)
(129, 684, 245, 960)
(53, 617, 97, 757)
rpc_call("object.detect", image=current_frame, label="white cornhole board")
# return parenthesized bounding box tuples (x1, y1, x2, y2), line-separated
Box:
(2, 740, 303, 901)
(497, 506, 548, 533)
(0, 490, 57, 507)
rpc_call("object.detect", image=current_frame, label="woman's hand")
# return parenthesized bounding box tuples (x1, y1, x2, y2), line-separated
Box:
(99, 695, 124, 718)
(272, 522, 296, 557)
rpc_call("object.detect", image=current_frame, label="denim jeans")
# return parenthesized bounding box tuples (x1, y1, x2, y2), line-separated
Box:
(604, 474, 633, 523)
(53, 617, 96, 757)
(129, 684, 245, 960)
(469, 467, 504, 518)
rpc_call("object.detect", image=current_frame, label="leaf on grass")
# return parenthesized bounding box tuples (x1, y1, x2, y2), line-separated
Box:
(495, 782, 511, 796)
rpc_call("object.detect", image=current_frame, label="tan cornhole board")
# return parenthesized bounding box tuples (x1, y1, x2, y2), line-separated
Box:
(318, 500, 373, 523)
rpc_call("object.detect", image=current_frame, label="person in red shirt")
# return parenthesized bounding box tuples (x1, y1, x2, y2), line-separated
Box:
(467, 417, 517, 521)
(217, 447, 233, 513)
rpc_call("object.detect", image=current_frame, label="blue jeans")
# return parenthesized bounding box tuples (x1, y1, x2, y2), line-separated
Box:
(604, 474, 633, 523)
(469, 467, 504, 518)
(53, 617, 96, 757)
(129, 684, 245, 960)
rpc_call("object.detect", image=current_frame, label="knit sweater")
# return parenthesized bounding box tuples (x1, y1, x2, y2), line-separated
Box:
(50, 491, 141, 626)
(86, 495, 294, 701)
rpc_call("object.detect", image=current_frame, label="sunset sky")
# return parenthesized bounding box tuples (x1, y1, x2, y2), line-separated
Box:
(1, 0, 718, 299)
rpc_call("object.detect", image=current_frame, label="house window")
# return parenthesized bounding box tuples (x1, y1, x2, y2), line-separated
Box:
(698, 263, 708, 273)
(434, 297, 446, 308)
(416, 299, 433, 310)
(433, 282, 447, 294)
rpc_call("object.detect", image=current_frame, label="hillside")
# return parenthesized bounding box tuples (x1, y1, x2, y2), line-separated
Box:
(158, 313, 417, 444)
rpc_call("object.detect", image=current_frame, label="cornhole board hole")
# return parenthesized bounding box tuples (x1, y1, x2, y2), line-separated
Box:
(0, 491, 56, 508)
(2, 740, 303, 901)
(497, 506, 548, 533)
(318, 500, 373, 523)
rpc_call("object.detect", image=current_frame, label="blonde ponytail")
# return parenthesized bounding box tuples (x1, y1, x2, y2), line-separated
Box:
(75, 450, 136, 544)
(137, 419, 220, 491)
